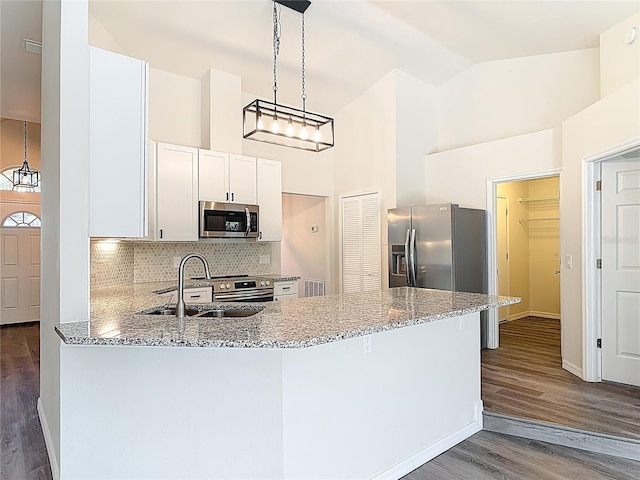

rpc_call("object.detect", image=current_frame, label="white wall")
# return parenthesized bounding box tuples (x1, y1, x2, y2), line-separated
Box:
(600, 13, 640, 97)
(425, 129, 561, 210)
(332, 71, 397, 290)
(395, 71, 438, 207)
(561, 78, 640, 377)
(149, 68, 201, 147)
(88, 13, 126, 54)
(438, 49, 600, 151)
(40, 0, 91, 476)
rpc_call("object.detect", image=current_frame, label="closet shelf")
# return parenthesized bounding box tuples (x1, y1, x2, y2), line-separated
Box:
(520, 217, 560, 222)
(518, 195, 559, 204)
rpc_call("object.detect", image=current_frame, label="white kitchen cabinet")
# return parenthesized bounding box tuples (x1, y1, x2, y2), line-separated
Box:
(229, 154, 257, 204)
(199, 151, 257, 204)
(151, 142, 199, 241)
(274, 280, 299, 301)
(256, 158, 282, 242)
(198, 149, 229, 202)
(89, 46, 148, 237)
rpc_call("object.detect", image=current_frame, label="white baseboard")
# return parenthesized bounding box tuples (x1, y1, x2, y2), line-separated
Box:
(370, 409, 483, 479)
(37, 397, 60, 480)
(529, 311, 561, 320)
(562, 359, 583, 379)
(508, 311, 530, 321)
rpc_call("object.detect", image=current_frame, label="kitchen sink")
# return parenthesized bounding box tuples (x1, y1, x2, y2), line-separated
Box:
(196, 308, 263, 318)
(144, 307, 200, 316)
(139, 306, 264, 318)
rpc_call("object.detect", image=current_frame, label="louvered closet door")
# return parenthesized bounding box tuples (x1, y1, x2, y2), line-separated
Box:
(341, 193, 381, 294)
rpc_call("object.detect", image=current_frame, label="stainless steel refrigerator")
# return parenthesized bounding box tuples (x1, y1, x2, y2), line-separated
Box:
(388, 203, 489, 347)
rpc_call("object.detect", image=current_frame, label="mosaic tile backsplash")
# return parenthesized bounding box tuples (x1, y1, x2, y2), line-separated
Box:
(90, 240, 273, 288)
(90, 241, 134, 288)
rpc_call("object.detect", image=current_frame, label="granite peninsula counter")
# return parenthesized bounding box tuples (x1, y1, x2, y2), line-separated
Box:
(56, 284, 517, 348)
(57, 285, 519, 480)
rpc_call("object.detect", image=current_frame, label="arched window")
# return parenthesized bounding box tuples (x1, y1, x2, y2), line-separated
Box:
(0, 167, 42, 192)
(2, 212, 41, 227)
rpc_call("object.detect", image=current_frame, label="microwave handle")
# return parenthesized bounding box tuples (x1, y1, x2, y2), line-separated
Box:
(245, 207, 250, 237)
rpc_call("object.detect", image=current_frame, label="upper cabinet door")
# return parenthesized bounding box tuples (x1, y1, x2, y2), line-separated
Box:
(257, 158, 282, 242)
(199, 150, 229, 202)
(229, 154, 257, 204)
(155, 143, 199, 241)
(89, 46, 149, 237)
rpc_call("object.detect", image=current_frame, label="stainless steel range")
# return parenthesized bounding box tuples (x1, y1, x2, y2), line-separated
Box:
(210, 276, 274, 303)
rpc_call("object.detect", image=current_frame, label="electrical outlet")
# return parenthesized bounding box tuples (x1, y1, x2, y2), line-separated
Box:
(173, 256, 181, 268)
(259, 255, 271, 264)
(311, 225, 319, 233)
(362, 335, 372, 354)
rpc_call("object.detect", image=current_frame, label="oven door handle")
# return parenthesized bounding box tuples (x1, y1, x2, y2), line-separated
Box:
(214, 290, 274, 302)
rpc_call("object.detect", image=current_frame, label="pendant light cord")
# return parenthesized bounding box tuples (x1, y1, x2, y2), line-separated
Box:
(23, 121, 28, 162)
(273, 2, 281, 106)
(301, 12, 306, 113)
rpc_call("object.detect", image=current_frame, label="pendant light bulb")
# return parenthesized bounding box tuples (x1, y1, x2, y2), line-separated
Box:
(286, 117, 294, 137)
(313, 126, 321, 143)
(257, 113, 264, 130)
(271, 115, 280, 134)
(300, 122, 309, 140)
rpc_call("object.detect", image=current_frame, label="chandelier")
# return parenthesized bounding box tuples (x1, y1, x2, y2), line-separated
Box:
(12, 121, 40, 190)
(243, 0, 334, 152)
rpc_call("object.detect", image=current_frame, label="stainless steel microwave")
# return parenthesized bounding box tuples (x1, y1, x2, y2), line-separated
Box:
(199, 202, 259, 238)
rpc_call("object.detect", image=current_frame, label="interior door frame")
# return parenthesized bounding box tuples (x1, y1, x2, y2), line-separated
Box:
(583, 137, 640, 382)
(486, 169, 561, 349)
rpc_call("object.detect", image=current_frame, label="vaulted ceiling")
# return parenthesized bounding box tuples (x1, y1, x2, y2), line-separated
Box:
(1, 0, 638, 122)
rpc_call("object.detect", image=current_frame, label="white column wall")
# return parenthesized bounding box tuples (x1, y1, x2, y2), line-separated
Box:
(40, 0, 90, 476)
(395, 71, 439, 208)
(561, 78, 640, 377)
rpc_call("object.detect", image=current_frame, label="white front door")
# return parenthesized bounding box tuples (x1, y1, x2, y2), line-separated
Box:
(496, 196, 510, 321)
(1, 227, 41, 324)
(341, 193, 380, 294)
(601, 158, 640, 386)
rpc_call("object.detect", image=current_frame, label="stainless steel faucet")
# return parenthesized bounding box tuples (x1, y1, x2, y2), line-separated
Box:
(176, 253, 211, 318)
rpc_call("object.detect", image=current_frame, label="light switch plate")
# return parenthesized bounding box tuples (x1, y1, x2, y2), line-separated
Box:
(260, 255, 271, 264)
(173, 256, 181, 268)
(565, 255, 573, 269)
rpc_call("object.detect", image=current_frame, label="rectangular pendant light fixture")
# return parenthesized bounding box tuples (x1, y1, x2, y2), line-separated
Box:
(243, 1, 334, 152)
(243, 100, 334, 152)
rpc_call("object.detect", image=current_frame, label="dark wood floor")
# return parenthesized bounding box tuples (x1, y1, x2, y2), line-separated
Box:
(1, 323, 52, 480)
(402, 429, 640, 480)
(2, 321, 639, 480)
(482, 317, 640, 439)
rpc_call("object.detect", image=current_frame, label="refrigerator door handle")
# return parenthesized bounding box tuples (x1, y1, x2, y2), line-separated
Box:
(410, 228, 417, 287)
(404, 229, 411, 286)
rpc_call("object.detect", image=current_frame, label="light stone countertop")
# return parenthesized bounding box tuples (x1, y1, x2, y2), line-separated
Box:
(55, 282, 520, 349)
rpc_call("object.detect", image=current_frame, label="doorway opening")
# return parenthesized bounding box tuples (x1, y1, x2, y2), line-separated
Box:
(495, 176, 560, 325)
(281, 193, 331, 296)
